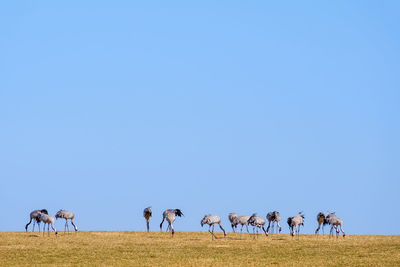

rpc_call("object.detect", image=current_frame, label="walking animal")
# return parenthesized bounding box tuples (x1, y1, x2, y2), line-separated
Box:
(37, 213, 57, 236)
(325, 212, 346, 238)
(287, 212, 305, 238)
(143, 207, 152, 232)
(25, 209, 48, 232)
(228, 213, 237, 232)
(232, 215, 251, 234)
(266, 211, 282, 234)
(315, 212, 327, 235)
(55, 210, 78, 233)
(247, 214, 268, 237)
(201, 215, 226, 239)
(160, 209, 183, 236)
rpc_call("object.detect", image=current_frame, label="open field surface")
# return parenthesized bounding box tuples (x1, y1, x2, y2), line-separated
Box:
(1, 231, 400, 266)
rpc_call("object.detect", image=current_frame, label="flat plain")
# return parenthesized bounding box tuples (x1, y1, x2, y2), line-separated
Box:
(1, 231, 399, 266)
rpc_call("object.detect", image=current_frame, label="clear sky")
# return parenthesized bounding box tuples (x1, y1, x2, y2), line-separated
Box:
(1, 1, 399, 235)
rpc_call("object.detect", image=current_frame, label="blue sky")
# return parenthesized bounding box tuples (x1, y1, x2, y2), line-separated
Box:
(1, 1, 399, 234)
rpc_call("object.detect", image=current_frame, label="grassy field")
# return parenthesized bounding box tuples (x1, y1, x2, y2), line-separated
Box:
(1, 231, 399, 266)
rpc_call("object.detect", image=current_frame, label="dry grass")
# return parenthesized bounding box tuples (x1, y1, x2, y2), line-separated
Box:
(1, 231, 399, 266)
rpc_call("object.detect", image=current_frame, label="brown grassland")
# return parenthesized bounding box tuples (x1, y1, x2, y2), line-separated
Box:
(1, 231, 399, 266)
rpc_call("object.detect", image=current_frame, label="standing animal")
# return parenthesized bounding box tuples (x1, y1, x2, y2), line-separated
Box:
(228, 213, 237, 232)
(266, 211, 282, 234)
(143, 207, 152, 232)
(25, 209, 48, 232)
(315, 212, 327, 235)
(287, 212, 305, 238)
(247, 214, 268, 237)
(37, 213, 57, 236)
(55, 210, 78, 233)
(232, 215, 251, 233)
(201, 215, 226, 239)
(325, 212, 346, 238)
(160, 209, 183, 236)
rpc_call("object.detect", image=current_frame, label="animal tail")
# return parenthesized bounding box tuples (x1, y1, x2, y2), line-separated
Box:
(40, 209, 48, 215)
(287, 217, 292, 226)
(174, 209, 183, 217)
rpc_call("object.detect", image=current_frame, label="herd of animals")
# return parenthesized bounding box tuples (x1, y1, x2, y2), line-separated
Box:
(25, 208, 346, 239)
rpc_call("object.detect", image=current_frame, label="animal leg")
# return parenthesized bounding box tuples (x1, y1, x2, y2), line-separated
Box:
(25, 218, 32, 232)
(246, 224, 249, 233)
(315, 223, 321, 235)
(71, 219, 78, 232)
(160, 216, 165, 231)
(170, 223, 174, 237)
(277, 222, 282, 233)
(329, 225, 334, 238)
(219, 223, 226, 237)
(267, 221, 271, 233)
(262, 226, 268, 237)
(256, 226, 259, 239)
(208, 225, 214, 240)
(50, 223, 56, 234)
(339, 225, 345, 238)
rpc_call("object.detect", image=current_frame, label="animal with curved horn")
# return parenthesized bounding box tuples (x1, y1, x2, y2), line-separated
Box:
(201, 215, 226, 239)
(315, 212, 327, 235)
(160, 209, 183, 237)
(325, 212, 346, 238)
(25, 209, 48, 232)
(266, 211, 282, 234)
(143, 207, 152, 232)
(228, 213, 238, 232)
(55, 210, 77, 233)
(232, 215, 251, 234)
(287, 212, 304, 238)
(37, 213, 57, 236)
(247, 214, 268, 238)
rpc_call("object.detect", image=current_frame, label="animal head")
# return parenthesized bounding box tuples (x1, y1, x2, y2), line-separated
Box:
(229, 213, 237, 218)
(231, 216, 239, 226)
(247, 213, 257, 224)
(201, 215, 210, 227)
(55, 210, 63, 219)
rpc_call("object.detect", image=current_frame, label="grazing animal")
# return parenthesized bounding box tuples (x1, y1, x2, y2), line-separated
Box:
(160, 209, 183, 236)
(287, 212, 305, 238)
(143, 207, 152, 232)
(25, 209, 48, 232)
(228, 213, 237, 232)
(247, 214, 268, 237)
(325, 212, 346, 238)
(232, 215, 251, 234)
(266, 211, 282, 234)
(315, 212, 327, 235)
(201, 215, 226, 239)
(55, 210, 77, 233)
(37, 213, 57, 236)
